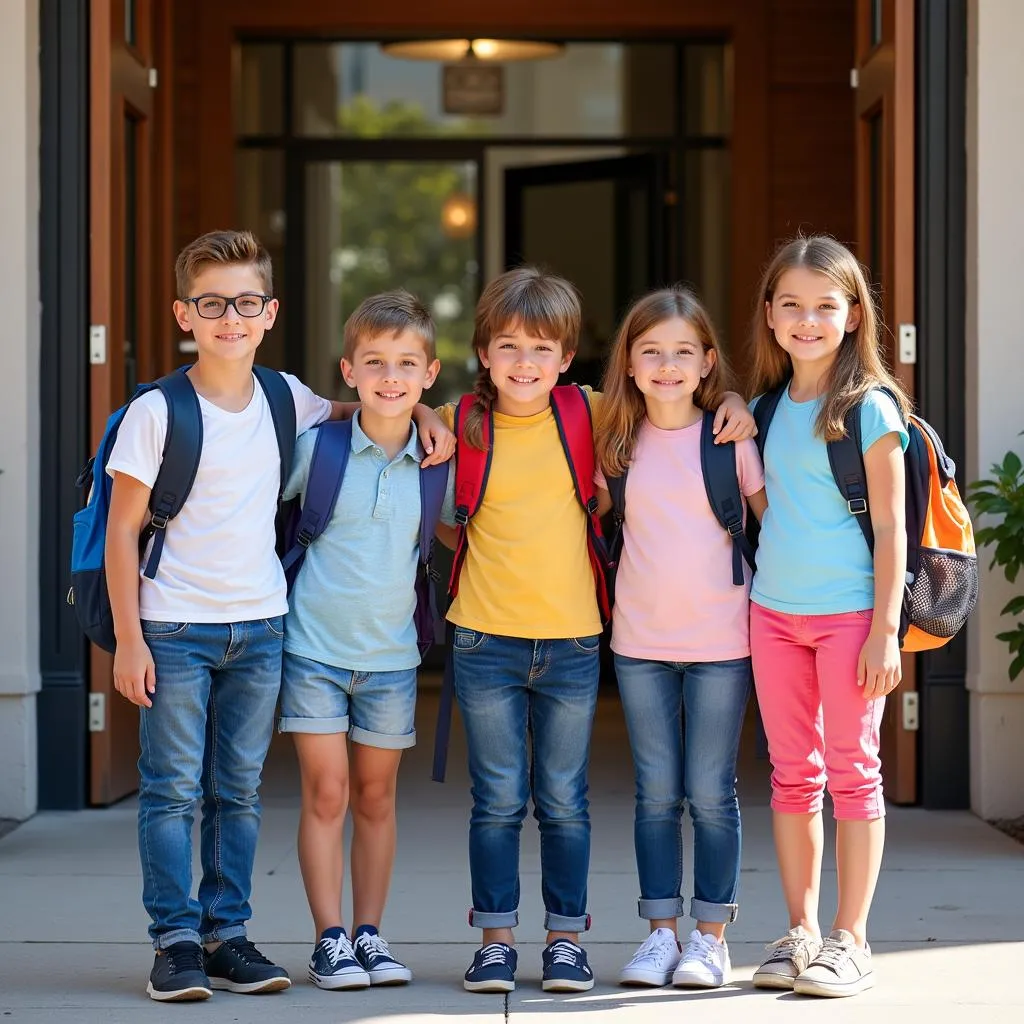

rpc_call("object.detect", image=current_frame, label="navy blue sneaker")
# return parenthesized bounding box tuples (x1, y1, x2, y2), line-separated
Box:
(464, 943, 517, 993)
(353, 925, 413, 985)
(203, 937, 290, 994)
(308, 928, 370, 990)
(147, 941, 212, 1002)
(542, 939, 595, 992)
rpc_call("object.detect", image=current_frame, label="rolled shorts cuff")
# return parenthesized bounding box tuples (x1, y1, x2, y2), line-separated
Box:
(155, 928, 202, 950)
(468, 908, 519, 929)
(349, 725, 416, 750)
(690, 898, 738, 924)
(277, 714, 349, 735)
(544, 911, 591, 933)
(201, 924, 247, 945)
(638, 896, 685, 921)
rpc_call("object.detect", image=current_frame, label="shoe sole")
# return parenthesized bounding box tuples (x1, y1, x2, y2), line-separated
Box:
(542, 978, 595, 992)
(464, 978, 515, 993)
(308, 969, 371, 990)
(146, 982, 212, 1002)
(368, 968, 413, 986)
(793, 974, 875, 998)
(752, 972, 796, 990)
(209, 976, 292, 994)
(673, 973, 726, 989)
(619, 971, 672, 987)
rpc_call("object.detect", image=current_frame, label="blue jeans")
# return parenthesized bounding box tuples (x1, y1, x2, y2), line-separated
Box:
(452, 628, 600, 933)
(137, 617, 283, 949)
(614, 654, 752, 924)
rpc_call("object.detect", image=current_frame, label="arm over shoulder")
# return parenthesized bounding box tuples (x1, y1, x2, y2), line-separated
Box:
(283, 372, 333, 435)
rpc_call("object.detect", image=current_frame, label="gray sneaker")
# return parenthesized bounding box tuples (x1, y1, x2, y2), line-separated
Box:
(793, 929, 874, 998)
(752, 926, 821, 990)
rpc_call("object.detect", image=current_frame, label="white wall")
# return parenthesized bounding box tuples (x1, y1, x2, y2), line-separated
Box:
(965, 0, 1024, 819)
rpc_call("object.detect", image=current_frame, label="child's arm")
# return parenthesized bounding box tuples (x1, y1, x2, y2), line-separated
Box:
(435, 523, 458, 550)
(712, 392, 757, 444)
(594, 485, 613, 518)
(324, 401, 454, 466)
(746, 487, 768, 523)
(106, 472, 157, 708)
(858, 432, 907, 700)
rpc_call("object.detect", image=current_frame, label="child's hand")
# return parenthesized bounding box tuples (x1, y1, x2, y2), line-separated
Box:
(857, 628, 902, 700)
(113, 636, 157, 708)
(413, 404, 456, 466)
(713, 392, 757, 443)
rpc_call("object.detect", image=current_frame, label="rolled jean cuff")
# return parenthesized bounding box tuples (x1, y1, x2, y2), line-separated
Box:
(469, 908, 519, 929)
(544, 911, 591, 933)
(155, 928, 202, 950)
(201, 924, 247, 945)
(690, 898, 738, 924)
(638, 896, 685, 920)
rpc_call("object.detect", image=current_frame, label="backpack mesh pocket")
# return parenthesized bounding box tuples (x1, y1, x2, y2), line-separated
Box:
(907, 548, 979, 639)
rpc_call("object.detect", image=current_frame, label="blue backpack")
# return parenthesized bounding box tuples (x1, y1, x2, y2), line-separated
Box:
(69, 365, 296, 653)
(279, 419, 449, 656)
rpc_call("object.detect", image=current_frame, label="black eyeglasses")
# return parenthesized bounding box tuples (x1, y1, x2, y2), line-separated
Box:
(184, 293, 272, 319)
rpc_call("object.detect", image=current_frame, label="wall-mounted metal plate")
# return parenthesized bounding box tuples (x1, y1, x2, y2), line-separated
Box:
(898, 323, 917, 364)
(89, 325, 107, 365)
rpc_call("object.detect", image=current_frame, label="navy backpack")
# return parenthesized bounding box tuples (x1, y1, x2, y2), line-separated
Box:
(69, 365, 296, 653)
(279, 419, 449, 656)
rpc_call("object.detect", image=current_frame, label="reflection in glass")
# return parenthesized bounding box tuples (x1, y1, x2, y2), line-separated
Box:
(304, 161, 479, 406)
(234, 44, 285, 136)
(125, 0, 136, 46)
(685, 44, 732, 136)
(871, 0, 884, 47)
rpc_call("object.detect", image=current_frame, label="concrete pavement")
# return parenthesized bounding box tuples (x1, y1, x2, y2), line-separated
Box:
(1, 687, 1022, 1022)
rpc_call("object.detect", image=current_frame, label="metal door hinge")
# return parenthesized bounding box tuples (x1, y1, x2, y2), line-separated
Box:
(88, 693, 106, 733)
(902, 691, 919, 731)
(898, 323, 917, 364)
(148, 67, 158, 88)
(850, 68, 859, 89)
(89, 325, 107, 365)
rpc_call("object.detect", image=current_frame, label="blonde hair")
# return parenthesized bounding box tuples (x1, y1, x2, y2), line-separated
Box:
(748, 234, 910, 440)
(596, 287, 731, 476)
(463, 266, 581, 450)
(174, 229, 273, 298)
(343, 290, 436, 362)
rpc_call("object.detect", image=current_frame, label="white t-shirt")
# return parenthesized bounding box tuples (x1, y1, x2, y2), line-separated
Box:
(106, 372, 331, 623)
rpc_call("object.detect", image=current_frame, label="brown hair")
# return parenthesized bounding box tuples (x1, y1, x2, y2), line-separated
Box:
(595, 287, 731, 476)
(463, 266, 581, 449)
(343, 290, 436, 362)
(748, 234, 910, 440)
(174, 229, 273, 299)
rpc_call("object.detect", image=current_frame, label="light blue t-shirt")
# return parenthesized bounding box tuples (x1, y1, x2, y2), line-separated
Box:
(283, 413, 455, 671)
(751, 388, 909, 615)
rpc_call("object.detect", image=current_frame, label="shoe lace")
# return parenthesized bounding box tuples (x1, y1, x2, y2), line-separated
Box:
(765, 931, 811, 957)
(548, 940, 581, 967)
(812, 936, 854, 970)
(476, 943, 511, 969)
(629, 932, 676, 968)
(682, 933, 719, 966)
(319, 934, 356, 968)
(356, 932, 392, 962)
(166, 945, 205, 975)
(229, 938, 274, 967)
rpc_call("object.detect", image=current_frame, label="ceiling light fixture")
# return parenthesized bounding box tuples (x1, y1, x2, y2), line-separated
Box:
(380, 39, 564, 62)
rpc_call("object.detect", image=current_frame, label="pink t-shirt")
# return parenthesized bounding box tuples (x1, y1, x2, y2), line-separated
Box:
(596, 418, 765, 662)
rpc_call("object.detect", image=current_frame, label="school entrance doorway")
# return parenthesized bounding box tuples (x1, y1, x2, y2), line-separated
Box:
(76, 0, 935, 810)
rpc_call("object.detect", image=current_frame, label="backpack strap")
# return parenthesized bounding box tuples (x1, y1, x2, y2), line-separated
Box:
(827, 403, 875, 552)
(447, 394, 493, 598)
(418, 460, 449, 650)
(699, 409, 757, 585)
(549, 384, 611, 622)
(141, 369, 203, 580)
(746, 382, 787, 552)
(253, 365, 297, 498)
(280, 420, 352, 576)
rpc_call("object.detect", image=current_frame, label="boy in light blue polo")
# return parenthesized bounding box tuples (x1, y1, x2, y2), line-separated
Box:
(278, 291, 453, 991)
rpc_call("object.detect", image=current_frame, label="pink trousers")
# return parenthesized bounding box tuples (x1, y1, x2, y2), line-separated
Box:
(750, 603, 886, 821)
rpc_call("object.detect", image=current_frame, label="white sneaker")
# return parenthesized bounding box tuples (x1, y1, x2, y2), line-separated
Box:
(619, 928, 682, 987)
(672, 929, 731, 988)
(793, 929, 874, 998)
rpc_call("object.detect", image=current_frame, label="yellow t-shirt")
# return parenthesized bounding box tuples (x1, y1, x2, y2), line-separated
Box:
(439, 390, 604, 639)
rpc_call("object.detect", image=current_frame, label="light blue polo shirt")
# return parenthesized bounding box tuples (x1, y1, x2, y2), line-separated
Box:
(751, 388, 909, 615)
(283, 413, 454, 671)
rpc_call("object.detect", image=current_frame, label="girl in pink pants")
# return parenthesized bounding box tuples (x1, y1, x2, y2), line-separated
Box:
(746, 236, 910, 999)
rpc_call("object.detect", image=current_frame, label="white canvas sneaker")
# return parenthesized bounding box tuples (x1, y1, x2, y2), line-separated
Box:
(752, 925, 821, 990)
(672, 929, 731, 988)
(793, 928, 874, 998)
(618, 928, 682, 987)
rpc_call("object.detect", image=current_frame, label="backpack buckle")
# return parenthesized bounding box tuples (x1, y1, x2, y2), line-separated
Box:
(454, 506, 469, 526)
(150, 512, 169, 530)
(586, 496, 598, 515)
(847, 498, 868, 515)
(727, 521, 744, 537)
(296, 527, 314, 549)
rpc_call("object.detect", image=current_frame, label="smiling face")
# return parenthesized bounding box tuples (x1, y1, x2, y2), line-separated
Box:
(766, 266, 861, 373)
(172, 263, 278, 366)
(342, 329, 440, 421)
(628, 316, 715, 410)
(479, 325, 573, 416)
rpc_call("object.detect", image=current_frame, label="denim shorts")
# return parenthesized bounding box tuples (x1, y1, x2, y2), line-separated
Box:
(278, 651, 417, 749)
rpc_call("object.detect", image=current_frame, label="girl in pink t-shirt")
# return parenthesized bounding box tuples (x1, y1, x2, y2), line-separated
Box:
(593, 287, 766, 991)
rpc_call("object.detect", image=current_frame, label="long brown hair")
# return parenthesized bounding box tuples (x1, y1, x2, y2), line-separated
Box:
(748, 234, 910, 440)
(595, 287, 731, 476)
(462, 266, 581, 450)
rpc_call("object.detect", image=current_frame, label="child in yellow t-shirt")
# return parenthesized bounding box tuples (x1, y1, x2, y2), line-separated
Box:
(438, 267, 755, 995)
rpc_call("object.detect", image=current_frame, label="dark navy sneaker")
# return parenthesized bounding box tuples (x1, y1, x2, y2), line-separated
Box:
(353, 924, 413, 985)
(464, 943, 517, 993)
(308, 927, 370, 990)
(542, 939, 595, 992)
(147, 941, 212, 1002)
(204, 936, 291, 994)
